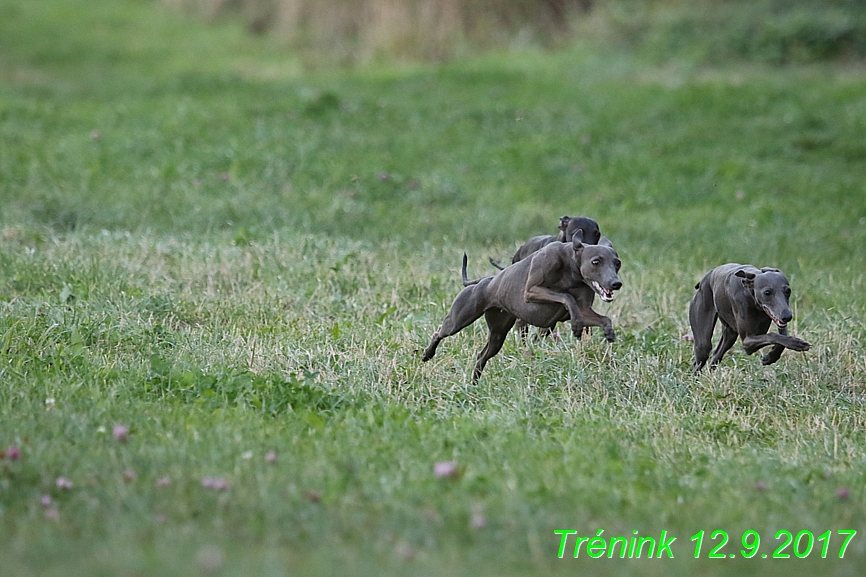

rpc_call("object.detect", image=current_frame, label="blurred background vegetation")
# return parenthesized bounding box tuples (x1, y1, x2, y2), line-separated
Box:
(163, 0, 866, 65)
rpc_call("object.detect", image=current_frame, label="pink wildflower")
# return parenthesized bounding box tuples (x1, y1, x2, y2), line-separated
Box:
(195, 545, 225, 572)
(470, 511, 487, 529)
(433, 461, 459, 479)
(470, 503, 487, 529)
(113, 425, 130, 443)
(201, 477, 230, 491)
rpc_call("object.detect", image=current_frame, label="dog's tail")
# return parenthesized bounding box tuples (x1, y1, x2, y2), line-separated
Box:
(488, 257, 505, 271)
(462, 253, 482, 286)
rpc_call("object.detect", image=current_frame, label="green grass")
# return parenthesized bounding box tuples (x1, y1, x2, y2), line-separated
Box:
(1, 1, 866, 575)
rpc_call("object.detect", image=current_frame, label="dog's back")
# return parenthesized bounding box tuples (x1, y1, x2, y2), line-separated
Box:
(511, 235, 558, 263)
(510, 215, 601, 264)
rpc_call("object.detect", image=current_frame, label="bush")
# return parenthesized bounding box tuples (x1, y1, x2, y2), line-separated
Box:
(597, 0, 866, 64)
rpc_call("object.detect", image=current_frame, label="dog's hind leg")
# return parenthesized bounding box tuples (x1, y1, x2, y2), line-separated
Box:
(534, 326, 554, 339)
(514, 320, 555, 341)
(472, 309, 516, 380)
(515, 318, 530, 340)
(689, 278, 717, 371)
(708, 322, 738, 369)
(423, 285, 487, 362)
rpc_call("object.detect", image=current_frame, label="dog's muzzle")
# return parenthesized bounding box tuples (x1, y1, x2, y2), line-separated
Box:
(762, 305, 788, 328)
(592, 281, 616, 303)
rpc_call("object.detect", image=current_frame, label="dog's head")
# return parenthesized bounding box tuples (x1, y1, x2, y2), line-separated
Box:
(735, 267, 793, 328)
(572, 232, 622, 302)
(559, 215, 602, 245)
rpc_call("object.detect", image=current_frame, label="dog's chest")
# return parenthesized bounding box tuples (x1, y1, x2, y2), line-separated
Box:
(544, 268, 582, 292)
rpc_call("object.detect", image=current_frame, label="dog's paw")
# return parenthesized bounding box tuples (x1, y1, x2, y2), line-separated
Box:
(602, 323, 616, 342)
(761, 354, 779, 365)
(788, 338, 811, 352)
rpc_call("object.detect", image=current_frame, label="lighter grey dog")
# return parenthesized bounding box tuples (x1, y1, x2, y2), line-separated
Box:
(422, 234, 622, 380)
(689, 264, 811, 371)
(490, 215, 603, 338)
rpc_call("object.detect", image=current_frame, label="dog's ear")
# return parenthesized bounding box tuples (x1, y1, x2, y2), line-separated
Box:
(572, 231, 584, 251)
(598, 236, 614, 249)
(558, 215, 571, 231)
(735, 269, 756, 288)
(760, 267, 781, 273)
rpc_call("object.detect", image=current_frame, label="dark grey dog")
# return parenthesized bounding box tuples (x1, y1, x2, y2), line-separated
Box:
(689, 264, 811, 371)
(509, 215, 602, 264)
(422, 234, 622, 380)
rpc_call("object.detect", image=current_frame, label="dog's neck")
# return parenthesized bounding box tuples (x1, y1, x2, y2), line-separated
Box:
(745, 285, 763, 312)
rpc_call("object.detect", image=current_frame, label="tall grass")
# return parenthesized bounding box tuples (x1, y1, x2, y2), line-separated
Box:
(163, 0, 590, 62)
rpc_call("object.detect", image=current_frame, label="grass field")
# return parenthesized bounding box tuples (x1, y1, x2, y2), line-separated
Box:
(2, 1, 866, 575)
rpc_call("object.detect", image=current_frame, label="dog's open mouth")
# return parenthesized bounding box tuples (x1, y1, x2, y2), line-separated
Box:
(592, 281, 615, 303)
(762, 305, 787, 328)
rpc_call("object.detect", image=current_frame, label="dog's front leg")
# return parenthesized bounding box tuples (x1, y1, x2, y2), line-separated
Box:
(523, 285, 583, 337)
(761, 326, 788, 365)
(743, 333, 811, 356)
(572, 305, 615, 342)
(741, 334, 774, 355)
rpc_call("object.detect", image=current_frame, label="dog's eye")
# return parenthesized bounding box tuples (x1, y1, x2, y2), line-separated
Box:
(783, 288, 791, 297)
(763, 289, 772, 296)
(591, 258, 600, 266)
(614, 259, 621, 271)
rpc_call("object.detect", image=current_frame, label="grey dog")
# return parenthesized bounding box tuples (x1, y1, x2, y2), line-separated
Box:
(491, 215, 602, 338)
(423, 233, 622, 380)
(689, 264, 811, 371)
